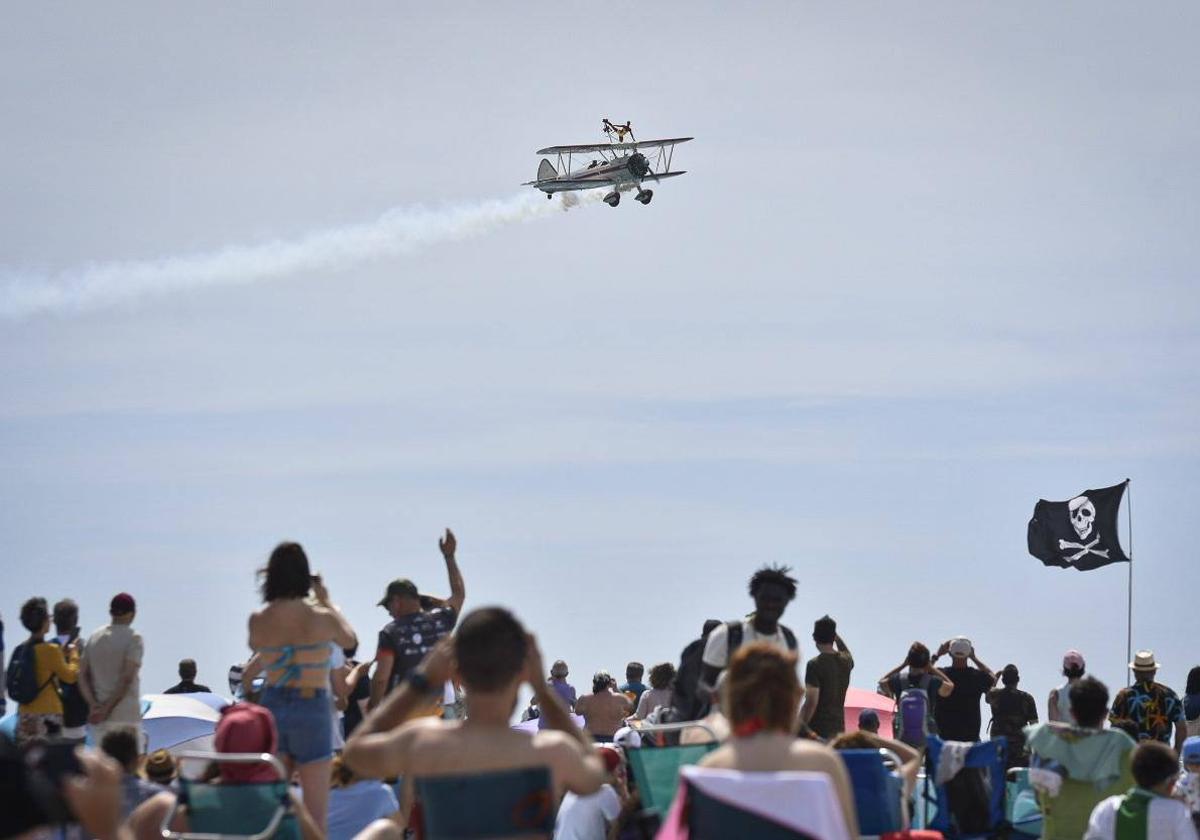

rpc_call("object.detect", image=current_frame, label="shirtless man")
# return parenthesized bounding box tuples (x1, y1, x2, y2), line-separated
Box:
(574, 672, 633, 743)
(344, 607, 604, 824)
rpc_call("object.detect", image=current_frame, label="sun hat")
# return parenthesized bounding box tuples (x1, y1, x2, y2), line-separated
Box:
(1129, 650, 1159, 671)
(144, 749, 177, 785)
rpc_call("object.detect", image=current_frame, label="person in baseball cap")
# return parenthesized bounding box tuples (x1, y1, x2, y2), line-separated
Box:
(376, 578, 419, 607)
(109, 593, 135, 617)
(369, 529, 467, 713)
(1050, 649, 1087, 723)
(933, 635, 996, 742)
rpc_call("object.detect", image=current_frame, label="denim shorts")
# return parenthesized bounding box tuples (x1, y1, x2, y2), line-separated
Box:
(260, 686, 333, 765)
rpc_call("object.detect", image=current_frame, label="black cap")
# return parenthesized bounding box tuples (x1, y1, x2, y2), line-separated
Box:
(378, 578, 419, 607)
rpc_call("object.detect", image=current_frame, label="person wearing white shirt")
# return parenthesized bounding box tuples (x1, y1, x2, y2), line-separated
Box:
(1085, 741, 1199, 840)
(698, 565, 801, 699)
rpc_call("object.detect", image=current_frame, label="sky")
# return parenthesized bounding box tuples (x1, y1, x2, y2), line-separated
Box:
(2, 3, 1197, 719)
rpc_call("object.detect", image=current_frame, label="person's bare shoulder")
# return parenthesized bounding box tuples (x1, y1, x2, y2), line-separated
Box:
(697, 743, 734, 768)
(530, 731, 587, 777)
(787, 739, 841, 770)
(530, 728, 579, 753)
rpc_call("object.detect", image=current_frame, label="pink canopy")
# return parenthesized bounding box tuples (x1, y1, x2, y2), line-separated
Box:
(843, 687, 894, 735)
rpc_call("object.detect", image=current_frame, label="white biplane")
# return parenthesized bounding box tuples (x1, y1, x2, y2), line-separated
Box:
(524, 120, 692, 207)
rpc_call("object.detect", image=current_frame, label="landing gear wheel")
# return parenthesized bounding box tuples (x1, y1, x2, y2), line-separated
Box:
(546, 193, 553, 200)
(603, 191, 620, 207)
(636, 189, 653, 205)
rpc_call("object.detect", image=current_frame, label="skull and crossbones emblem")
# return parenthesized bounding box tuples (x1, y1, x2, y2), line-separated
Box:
(1057, 495, 1109, 563)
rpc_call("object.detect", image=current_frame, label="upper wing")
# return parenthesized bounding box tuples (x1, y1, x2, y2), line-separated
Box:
(536, 137, 694, 155)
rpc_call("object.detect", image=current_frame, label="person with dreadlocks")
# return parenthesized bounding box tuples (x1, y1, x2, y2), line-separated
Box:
(698, 565, 801, 705)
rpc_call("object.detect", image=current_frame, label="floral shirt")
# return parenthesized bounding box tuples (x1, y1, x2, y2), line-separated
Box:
(1109, 680, 1184, 743)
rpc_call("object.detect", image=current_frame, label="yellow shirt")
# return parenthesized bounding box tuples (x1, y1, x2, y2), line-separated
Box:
(19, 641, 79, 715)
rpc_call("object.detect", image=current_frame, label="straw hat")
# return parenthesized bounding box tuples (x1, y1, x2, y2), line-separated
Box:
(1129, 650, 1160, 671)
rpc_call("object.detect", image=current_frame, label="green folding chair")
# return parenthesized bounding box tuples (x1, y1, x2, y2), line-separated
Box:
(413, 766, 556, 839)
(623, 721, 718, 819)
(163, 752, 300, 840)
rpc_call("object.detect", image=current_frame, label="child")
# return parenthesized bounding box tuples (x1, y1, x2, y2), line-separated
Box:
(1173, 735, 1200, 830)
(1085, 741, 1195, 839)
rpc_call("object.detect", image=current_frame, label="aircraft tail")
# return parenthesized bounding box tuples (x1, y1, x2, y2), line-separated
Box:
(537, 158, 557, 181)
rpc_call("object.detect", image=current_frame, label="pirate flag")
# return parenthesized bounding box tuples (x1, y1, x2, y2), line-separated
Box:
(1027, 480, 1130, 571)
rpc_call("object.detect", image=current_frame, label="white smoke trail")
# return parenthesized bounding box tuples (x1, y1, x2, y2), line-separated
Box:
(1, 190, 600, 319)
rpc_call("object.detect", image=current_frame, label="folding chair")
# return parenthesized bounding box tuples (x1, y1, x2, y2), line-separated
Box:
(922, 736, 1006, 839)
(622, 721, 718, 821)
(676, 766, 852, 840)
(163, 752, 298, 840)
(1005, 767, 1042, 838)
(839, 748, 907, 837)
(412, 766, 555, 839)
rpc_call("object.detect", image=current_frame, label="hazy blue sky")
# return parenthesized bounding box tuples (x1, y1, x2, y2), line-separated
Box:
(2, 3, 1197, 714)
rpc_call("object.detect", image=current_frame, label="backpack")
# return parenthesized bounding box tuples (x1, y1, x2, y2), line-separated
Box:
(892, 671, 937, 747)
(669, 638, 710, 722)
(49, 639, 88, 728)
(724, 620, 798, 658)
(6, 641, 54, 705)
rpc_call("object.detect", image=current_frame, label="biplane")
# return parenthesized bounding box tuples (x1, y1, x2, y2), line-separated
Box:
(524, 121, 691, 207)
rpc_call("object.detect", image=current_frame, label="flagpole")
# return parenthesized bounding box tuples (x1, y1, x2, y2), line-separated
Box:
(1126, 478, 1133, 686)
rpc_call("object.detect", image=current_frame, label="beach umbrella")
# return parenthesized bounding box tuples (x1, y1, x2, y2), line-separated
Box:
(0, 693, 231, 753)
(141, 692, 230, 754)
(843, 687, 895, 735)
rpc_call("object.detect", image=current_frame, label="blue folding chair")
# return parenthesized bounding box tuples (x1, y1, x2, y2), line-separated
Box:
(413, 766, 555, 839)
(840, 748, 906, 837)
(922, 736, 1006, 839)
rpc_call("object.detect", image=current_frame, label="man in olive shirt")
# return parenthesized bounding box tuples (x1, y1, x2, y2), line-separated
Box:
(800, 615, 854, 740)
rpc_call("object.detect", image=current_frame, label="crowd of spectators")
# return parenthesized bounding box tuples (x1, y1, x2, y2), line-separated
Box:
(4, 537, 1200, 840)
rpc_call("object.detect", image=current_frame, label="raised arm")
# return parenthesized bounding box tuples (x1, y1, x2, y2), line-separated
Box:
(931, 668, 955, 698)
(439, 529, 466, 615)
(311, 576, 357, 650)
(969, 648, 995, 683)
(877, 661, 907, 698)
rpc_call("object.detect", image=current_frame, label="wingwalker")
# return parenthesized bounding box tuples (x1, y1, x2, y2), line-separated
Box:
(524, 120, 692, 207)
